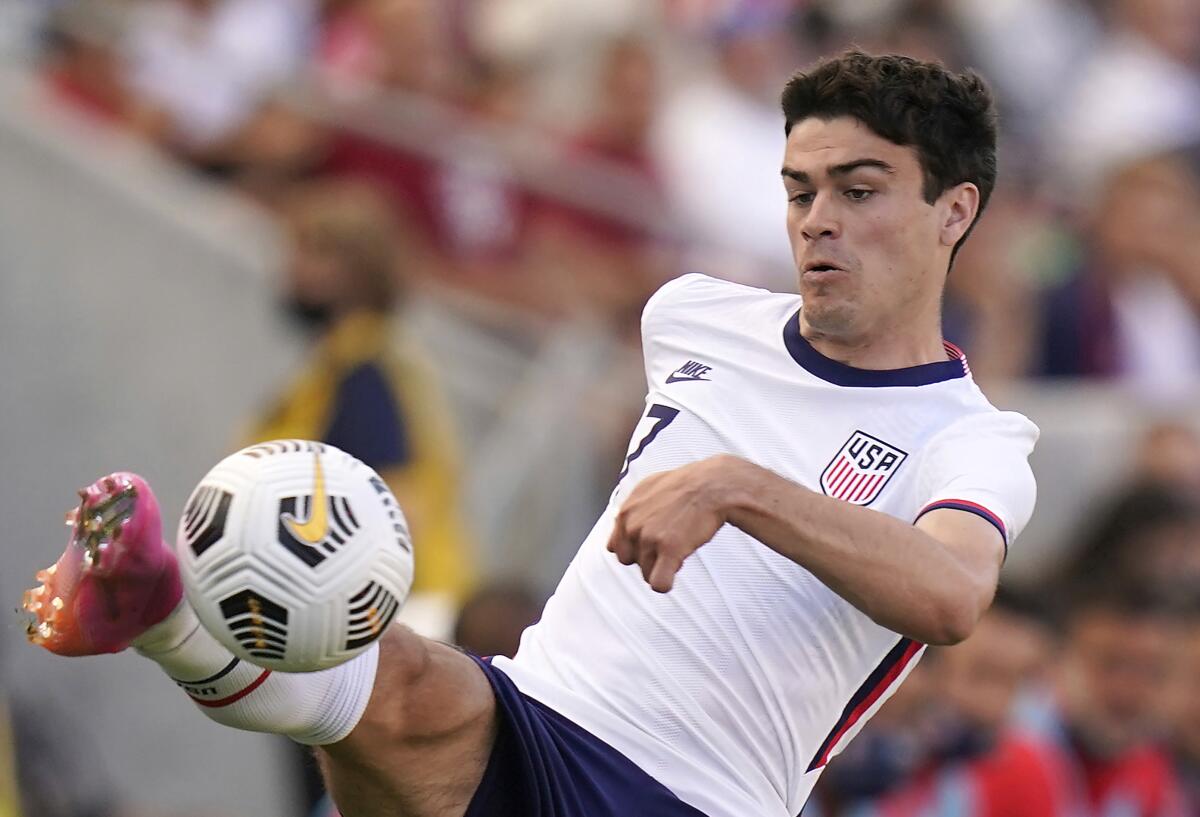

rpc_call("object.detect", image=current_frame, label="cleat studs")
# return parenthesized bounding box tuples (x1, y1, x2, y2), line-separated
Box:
(51, 597, 64, 611)
(21, 589, 40, 612)
(17, 608, 37, 638)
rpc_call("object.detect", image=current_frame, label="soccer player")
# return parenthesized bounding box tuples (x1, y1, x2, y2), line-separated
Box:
(23, 51, 1037, 817)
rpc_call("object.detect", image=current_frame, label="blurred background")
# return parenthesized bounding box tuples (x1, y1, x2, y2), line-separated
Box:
(0, 0, 1198, 815)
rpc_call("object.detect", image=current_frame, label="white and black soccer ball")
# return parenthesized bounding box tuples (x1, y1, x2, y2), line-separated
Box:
(176, 440, 414, 672)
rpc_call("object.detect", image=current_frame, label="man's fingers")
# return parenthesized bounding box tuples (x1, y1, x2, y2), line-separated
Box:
(636, 542, 657, 584)
(648, 554, 682, 594)
(613, 542, 637, 566)
(607, 516, 636, 565)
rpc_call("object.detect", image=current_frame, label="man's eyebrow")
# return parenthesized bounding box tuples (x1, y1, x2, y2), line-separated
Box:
(781, 159, 896, 184)
(828, 159, 896, 177)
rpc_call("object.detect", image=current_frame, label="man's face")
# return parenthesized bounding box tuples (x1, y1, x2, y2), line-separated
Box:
(782, 117, 958, 343)
(940, 611, 1050, 734)
(1168, 623, 1200, 761)
(1059, 610, 1178, 756)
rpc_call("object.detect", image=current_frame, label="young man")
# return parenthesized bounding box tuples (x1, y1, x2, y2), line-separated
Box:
(24, 51, 1037, 817)
(830, 596, 1068, 817)
(1037, 584, 1190, 817)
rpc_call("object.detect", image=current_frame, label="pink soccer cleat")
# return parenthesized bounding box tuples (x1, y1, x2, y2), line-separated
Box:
(22, 472, 183, 656)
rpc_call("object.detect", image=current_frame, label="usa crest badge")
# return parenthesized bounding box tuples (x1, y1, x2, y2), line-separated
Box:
(820, 431, 907, 506)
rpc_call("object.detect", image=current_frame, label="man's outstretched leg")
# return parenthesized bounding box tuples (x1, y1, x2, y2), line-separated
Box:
(23, 473, 497, 817)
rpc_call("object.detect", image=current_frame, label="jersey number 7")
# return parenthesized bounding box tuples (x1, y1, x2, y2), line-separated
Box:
(615, 404, 680, 486)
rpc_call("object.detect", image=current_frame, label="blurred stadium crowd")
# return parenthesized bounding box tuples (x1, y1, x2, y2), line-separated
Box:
(2, 0, 1200, 815)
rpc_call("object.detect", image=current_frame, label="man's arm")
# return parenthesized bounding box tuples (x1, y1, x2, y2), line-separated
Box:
(606, 454, 1004, 645)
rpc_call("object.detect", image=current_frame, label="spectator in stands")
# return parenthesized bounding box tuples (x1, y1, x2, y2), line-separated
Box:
(316, 0, 454, 102)
(651, 5, 797, 288)
(1058, 479, 1200, 611)
(452, 581, 543, 659)
(120, 0, 317, 173)
(941, 185, 1044, 387)
(949, 0, 1099, 159)
(1132, 420, 1200, 499)
(417, 62, 545, 309)
(312, 43, 570, 316)
(826, 594, 1067, 817)
(1167, 610, 1200, 809)
(1038, 153, 1200, 395)
(1040, 583, 1189, 817)
(805, 657, 939, 817)
(525, 36, 675, 334)
(1049, 0, 1200, 193)
(826, 0, 970, 68)
(250, 179, 476, 605)
(254, 179, 478, 815)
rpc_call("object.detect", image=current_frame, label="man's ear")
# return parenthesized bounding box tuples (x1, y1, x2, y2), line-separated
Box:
(940, 182, 981, 248)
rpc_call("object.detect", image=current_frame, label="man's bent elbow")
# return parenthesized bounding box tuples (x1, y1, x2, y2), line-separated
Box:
(924, 585, 992, 645)
(873, 596, 981, 646)
(923, 609, 975, 645)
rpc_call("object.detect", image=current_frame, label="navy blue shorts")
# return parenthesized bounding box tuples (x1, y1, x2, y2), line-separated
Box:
(465, 657, 709, 817)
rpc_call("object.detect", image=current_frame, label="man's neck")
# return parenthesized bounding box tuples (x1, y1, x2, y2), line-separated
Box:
(802, 322, 947, 371)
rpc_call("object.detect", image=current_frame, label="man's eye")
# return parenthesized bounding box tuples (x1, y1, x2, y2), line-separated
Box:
(845, 189, 874, 201)
(789, 192, 815, 206)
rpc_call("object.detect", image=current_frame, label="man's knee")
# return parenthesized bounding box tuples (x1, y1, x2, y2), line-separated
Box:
(316, 627, 498, 815)
(340, 627, 494, 744)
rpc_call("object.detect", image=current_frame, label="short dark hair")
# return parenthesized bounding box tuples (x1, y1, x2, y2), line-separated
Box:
(1061, 481, 1200, 584)
(781, 50, 998, 262)
(1063, 578, 1184, 631)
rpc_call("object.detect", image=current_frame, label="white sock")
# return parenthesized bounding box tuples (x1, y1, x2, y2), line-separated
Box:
(132, 600, 378, 746)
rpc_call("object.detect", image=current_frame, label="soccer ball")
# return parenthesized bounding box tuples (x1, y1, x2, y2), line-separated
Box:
(176, 440, 414, 672)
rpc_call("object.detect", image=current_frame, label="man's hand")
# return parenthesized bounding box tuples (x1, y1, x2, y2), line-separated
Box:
(606, 453, 1005, 643)
(607, 455, 743, 593)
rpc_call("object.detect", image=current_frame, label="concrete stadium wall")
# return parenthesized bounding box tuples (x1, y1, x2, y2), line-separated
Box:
(0, 70, 303, 817)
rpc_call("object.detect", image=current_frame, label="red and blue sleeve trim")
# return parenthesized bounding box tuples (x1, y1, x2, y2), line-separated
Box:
(915, 498, 1008, 551)
(807, 637, 924, 772)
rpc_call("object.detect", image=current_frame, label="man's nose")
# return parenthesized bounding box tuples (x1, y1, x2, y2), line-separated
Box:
(800, 193, 841, 242)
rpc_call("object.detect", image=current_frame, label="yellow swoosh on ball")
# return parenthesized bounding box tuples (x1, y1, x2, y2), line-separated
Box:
(284, 453, 328, 545)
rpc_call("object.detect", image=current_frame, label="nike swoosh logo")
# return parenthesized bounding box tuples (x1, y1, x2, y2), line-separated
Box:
(666, 374, 711, 384)
(283, 453, 329, 545)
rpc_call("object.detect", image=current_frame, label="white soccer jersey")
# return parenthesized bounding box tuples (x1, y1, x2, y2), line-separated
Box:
(493, 273, 1038, 817)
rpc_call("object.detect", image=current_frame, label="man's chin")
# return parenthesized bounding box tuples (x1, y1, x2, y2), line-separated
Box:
(1069, 720, 1143, 760)
(799, 303, 857, 338)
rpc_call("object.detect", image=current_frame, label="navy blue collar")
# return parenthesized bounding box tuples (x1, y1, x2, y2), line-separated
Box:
(782, 309, 968, 387)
